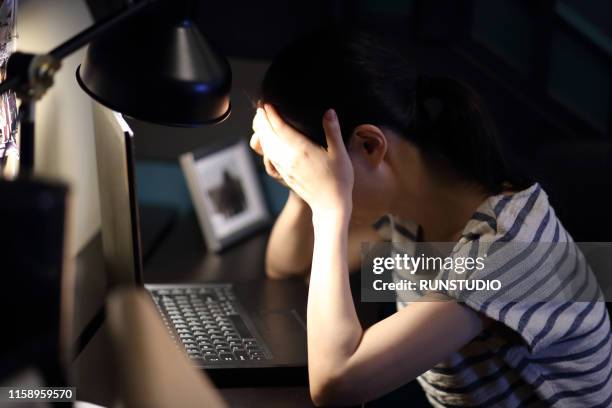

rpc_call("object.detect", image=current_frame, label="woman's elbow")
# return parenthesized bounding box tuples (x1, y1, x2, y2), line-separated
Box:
(265, 260, 310, 280)
(309, 369, 357, 407)
(264, 256, 290, 279)
(310, 379, 341, 407)
(265, 265, 286, 279)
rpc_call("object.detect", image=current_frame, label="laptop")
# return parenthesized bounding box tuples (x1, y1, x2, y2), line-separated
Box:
(91, 101, 307, 386)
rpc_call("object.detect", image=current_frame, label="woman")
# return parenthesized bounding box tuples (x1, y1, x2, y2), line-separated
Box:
(250, 27, 611, 407)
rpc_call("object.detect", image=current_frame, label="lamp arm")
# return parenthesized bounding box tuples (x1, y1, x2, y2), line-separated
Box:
(0, 0, 159, 176)
(0, 0, 159, 99)
(49, 0, 157, 61)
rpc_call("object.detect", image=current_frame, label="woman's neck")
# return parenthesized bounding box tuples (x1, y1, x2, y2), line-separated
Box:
(396, 181, 489, 242)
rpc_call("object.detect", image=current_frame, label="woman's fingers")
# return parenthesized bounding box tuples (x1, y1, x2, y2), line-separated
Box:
(252, 108, 266, 132)
(263, 104, 289, 137)
(264, 157, 288, 187)
(255, 106, 287, 160)
(250, 132, 263, 155)
(263, 156, 280, 178)
(257, 126, 295, 175)
(322, 109, 344, 158)
(263, 104, 314, 149)
(251, 132, 285, 184)
(251, 108, 270, 156)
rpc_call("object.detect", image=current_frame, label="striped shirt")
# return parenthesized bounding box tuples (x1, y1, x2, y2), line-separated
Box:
(375, 183, 612, 407)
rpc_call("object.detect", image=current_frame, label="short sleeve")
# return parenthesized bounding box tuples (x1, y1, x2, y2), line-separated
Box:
(372, 215, 421, 244)
(443, 239, 595, 354)
(372, 215, 393, 242)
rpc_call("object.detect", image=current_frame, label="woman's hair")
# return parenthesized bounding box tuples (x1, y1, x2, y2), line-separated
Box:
(260, 26, 529, 194)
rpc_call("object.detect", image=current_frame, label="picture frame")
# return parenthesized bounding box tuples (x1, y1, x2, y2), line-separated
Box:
(180, 138, 270, 252)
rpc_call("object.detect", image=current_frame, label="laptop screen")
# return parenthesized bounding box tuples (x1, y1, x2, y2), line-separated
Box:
(91, 101, 143, 288)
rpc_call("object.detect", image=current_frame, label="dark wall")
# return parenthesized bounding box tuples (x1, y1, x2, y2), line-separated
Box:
(86, 0, 337, 59)
(84, 0, 611, 147)
(84, 0, 612, 240)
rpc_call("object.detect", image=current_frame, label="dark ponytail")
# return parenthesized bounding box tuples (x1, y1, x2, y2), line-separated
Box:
(261, 26, 530, 194)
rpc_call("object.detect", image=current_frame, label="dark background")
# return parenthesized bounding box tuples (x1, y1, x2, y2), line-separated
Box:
(85, 0, 612, 233)
(86, 0, 611, 138)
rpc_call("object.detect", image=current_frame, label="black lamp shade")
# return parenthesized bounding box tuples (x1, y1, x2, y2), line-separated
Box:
(76, 9, 231, 127)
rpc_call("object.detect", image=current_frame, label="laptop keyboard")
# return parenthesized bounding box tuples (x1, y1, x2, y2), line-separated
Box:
(149, 285, 271, 363)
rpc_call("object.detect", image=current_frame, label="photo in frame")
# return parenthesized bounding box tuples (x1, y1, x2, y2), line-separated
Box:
(180, 139, 270, 252)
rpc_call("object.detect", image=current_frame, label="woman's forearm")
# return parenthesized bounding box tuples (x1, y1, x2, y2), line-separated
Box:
(265, 191, 314, 278)
(307, 211, 362, 402)
(306, 215, 484, 406)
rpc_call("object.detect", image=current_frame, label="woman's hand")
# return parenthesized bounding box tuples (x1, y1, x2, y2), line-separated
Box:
(249, 126, 286, 186)
(251, 105, 354, 221)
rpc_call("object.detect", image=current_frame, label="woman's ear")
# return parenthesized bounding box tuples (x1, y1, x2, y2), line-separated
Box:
(349, 124, 388, 167)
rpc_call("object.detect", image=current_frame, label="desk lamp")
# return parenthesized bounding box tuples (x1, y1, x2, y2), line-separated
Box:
(0, 0, 231, 175)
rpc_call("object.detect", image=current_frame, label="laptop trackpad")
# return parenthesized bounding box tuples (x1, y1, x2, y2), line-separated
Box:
(258, 310, 305, 333)
(255, 310, 307, 361)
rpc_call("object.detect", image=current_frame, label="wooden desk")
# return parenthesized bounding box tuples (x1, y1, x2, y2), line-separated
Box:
(72, 212, 428, 407)
(143, 211, 270, 284)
